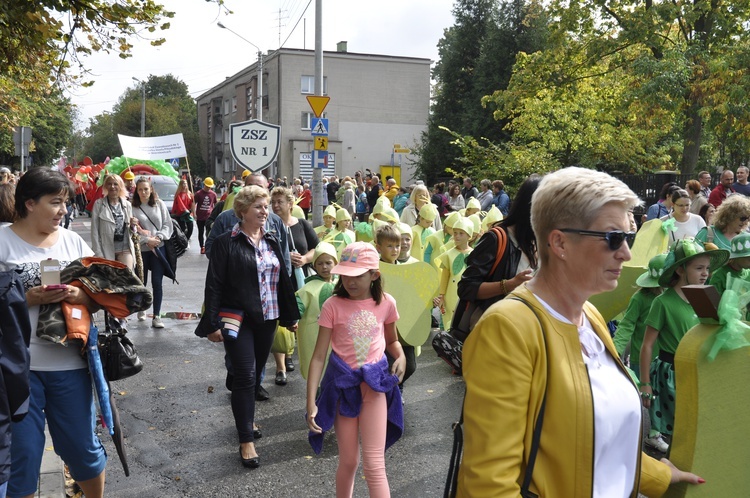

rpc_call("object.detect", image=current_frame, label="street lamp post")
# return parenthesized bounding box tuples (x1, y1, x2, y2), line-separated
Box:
(132, 77, 146, 137)
(217, 22, 263, 121)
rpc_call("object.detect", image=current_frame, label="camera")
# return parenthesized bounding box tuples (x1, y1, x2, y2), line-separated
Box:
(114, 232, 124, 242)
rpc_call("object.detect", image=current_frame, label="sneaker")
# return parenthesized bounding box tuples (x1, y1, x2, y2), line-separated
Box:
(137, 311, 146, 321)
(152, 317, 165, 329)
(644, 434, 669, 453)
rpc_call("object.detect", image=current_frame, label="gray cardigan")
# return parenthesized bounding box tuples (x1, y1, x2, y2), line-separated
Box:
(91, 196, 136, 261)
(133, 200, 173, 251)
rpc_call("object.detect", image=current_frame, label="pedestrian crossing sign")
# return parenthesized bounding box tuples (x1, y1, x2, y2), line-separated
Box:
(311, 118, 329, 136)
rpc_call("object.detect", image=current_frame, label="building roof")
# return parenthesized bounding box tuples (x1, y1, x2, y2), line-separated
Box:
(195, 47, 432, 102)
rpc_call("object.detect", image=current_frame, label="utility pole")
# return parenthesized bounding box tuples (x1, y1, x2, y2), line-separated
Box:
(132, 77, 146, 137)
(312, 0, 324, 227)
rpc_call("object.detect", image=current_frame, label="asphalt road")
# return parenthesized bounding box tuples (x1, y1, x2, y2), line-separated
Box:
(71, 218, 463, 497)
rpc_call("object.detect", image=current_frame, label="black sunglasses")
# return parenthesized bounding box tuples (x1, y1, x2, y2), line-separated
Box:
(559, 229, 636, 251)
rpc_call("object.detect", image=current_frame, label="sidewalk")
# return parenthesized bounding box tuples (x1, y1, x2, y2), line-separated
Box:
(37, 425, 66, 498)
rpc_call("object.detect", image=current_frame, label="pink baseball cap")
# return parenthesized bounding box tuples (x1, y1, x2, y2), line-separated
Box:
(331, 242, 380, 276)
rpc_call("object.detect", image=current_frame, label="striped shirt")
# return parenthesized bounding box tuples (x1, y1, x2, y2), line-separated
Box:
(231, 223, 280, 321)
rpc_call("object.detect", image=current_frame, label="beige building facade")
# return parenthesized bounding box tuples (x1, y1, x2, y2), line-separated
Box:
(196, 46, 430, 184)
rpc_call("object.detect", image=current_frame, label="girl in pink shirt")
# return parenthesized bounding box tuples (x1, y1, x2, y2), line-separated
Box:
(306, 242, 405, 498)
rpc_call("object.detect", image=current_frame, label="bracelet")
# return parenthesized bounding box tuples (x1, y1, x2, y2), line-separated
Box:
(500, 279, 508, 295)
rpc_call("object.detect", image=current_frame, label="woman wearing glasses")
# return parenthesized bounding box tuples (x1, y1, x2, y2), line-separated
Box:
(694, 194, 750, 251)
(660, 188, 706, 243)
(457, 167, 703, 497)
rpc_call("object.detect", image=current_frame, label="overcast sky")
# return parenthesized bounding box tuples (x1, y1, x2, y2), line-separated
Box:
(67, 0, 456, 128)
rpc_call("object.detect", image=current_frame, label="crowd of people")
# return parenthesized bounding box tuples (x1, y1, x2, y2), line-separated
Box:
(0, 162, 747, 497)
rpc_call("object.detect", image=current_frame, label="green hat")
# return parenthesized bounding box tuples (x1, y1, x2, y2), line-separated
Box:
(466, 197, 481, 211)
(729, 233, 750, 260)
(482, 205, 503, 232)
(658, 238, 729, 287)
(444, 211, 461, 229)
(336, 208, 352, 222)
(323, 205, 337, 219)
(313, 241, 338, 265)
(397, 222, 412, 236)
(418, 203, 438, 222)
(635, 253, 669, 288)
(452, 217, 474, 238)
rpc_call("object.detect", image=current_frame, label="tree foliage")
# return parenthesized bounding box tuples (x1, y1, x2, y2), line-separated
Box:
(415, 0, 548, 182)
(77, 74, 205, 174)
(494, 0, 750, 175)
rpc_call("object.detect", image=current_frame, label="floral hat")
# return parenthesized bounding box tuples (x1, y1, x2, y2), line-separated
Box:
(658, 238, 729, 287)
(729, 232, 750, 260)
(635, 253, 669, 288)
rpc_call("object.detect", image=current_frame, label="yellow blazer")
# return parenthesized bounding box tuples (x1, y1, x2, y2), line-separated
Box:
(457, 286, 671, 497)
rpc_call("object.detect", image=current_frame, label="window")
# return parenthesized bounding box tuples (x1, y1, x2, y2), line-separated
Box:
(223, 99, 230, 115)
(231, 96, 237, 114)
(301, 111, 327, 130)
(301, 75, 327, 94)
(246, 86, 254, 117)
(224, 129, 229, 144)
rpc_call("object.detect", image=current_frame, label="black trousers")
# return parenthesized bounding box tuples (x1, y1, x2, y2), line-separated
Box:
(223, 319, 277, 443)
(196, 220, 207, 248)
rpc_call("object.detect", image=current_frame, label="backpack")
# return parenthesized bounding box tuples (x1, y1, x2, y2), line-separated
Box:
(432, 226, 507, 374)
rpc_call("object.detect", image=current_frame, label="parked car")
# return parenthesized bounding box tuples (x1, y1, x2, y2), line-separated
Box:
(148, 175, 179, 213)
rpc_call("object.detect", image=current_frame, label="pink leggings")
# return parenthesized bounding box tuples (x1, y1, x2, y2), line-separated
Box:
(334, 383, 390, 498)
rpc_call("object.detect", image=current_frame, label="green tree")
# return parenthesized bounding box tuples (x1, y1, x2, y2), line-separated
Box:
(502, 0, 750, 174)
(80, 74, 205, 174)
(0, 1, 179, 131)
(415, 0, 548, 182)
(0, 90, 75, 168)
(416, 0, 496, 182)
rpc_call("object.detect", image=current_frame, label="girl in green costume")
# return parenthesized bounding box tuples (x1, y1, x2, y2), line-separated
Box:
(640, 239, 728, 453)
(435, 217, 474, 330)
(296, 242, 338, 380)
(410, 203, 438, 262)
(325, 208, 355, 259)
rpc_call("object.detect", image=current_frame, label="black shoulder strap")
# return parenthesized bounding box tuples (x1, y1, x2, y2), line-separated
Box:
(512, 297, 548, 497)
(138, 205, 160, 233)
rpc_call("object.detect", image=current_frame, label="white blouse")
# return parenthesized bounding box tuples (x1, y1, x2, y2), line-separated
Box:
(535, 294, 642, 498)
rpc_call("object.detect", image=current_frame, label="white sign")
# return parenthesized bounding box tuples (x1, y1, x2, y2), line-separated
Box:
(229, 119, 281, 172)
(118, 133, 187, 160)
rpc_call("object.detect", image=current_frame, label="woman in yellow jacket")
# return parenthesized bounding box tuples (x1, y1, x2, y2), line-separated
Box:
(458, 167, 704, 497)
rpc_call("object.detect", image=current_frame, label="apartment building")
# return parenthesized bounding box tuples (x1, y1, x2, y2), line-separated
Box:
(196, 44, 430, 184)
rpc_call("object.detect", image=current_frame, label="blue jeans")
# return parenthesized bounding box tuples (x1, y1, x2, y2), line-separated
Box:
(8, 370, 106, 498)
(142, 250, 165, 316)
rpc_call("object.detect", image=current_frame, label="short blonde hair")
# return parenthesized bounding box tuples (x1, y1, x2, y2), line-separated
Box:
(531, 167, 641, 263)
(234, 185, 270, 219)
(270, 186, 294, 204)
(713, 194, 750, 231)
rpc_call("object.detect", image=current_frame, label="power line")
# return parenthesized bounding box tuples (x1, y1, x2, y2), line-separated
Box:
(279, 0, 312, 49)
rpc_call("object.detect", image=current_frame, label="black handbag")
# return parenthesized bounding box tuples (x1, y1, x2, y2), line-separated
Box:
(444, 297, 548, 498)
(98, 312, 143, 381)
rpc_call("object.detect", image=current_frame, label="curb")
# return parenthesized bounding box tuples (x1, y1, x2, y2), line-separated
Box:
(38, 425, 66, 498)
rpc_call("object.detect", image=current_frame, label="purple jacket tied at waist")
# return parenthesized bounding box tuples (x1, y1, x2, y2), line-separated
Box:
(308, 351, 403, 454)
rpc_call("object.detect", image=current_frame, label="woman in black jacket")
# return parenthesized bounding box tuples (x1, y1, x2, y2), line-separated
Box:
(453, 175, 542, 337)
(197, 185, 299, 469)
